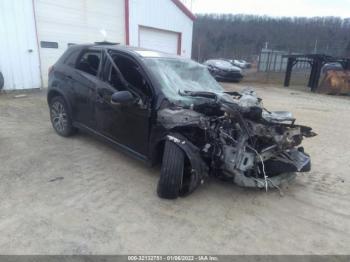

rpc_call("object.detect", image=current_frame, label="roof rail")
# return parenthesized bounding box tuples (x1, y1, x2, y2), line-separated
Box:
(94, 41, 119, 45)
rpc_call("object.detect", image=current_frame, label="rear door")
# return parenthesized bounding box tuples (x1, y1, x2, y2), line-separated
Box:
(71, 48, 103, 128)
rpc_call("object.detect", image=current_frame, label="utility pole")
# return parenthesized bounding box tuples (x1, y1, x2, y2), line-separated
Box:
(197, 42, 201, 62)
(265, 41, 269, 50)
(314, 39, 318, 54)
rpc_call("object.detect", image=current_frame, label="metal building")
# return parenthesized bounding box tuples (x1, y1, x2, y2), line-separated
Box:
(0, 0, 195, 90)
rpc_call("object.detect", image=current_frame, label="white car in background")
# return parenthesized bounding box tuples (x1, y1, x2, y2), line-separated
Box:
(231, 59, 251, 69)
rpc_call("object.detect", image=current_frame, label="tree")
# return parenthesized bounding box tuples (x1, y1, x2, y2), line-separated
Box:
(192, 14, 350, 61)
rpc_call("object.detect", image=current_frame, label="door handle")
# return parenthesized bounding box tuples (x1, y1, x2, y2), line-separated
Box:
(65, 75, 73, 80)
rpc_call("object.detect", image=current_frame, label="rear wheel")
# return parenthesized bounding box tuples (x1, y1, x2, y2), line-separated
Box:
(157, 141, 185, 199)
(49, 96, 76, 137)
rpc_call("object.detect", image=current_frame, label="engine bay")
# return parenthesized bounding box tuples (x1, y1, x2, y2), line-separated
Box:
(158, 89, 317, 193)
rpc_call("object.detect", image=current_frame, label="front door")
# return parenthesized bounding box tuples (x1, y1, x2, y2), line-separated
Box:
(95, 52, 152, 157)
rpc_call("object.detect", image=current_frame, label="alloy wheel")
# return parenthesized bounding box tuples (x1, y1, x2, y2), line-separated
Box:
(51, 101, 68, 133)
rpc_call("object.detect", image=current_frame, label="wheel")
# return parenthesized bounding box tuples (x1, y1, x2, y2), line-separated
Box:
(49, 96, 76, 137)
(157, 141, 185, 199)
(0, 71, 4, 90)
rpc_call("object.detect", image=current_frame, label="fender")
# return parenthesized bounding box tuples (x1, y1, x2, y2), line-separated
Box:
(166, 133, 209, 194)
(47, 87, 73, 118)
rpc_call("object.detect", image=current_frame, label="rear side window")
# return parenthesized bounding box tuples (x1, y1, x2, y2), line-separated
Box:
(75, 50, 101, 76)
(63, 49, 81, 67)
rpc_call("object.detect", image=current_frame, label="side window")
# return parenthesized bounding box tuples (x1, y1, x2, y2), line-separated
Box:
(63, 49, 81, 67)
(107, 54, 150, 96)
(76, 50, 101, 76)
(106, 58, 125, 91)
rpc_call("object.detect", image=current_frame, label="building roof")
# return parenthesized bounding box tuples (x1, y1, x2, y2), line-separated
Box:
(171, 0, 196, 21)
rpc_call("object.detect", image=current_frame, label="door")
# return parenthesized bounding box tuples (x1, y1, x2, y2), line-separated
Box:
(72, 48, 102, 128)
(139, 26, 180, 55)
(0, 0, 41, 90)
(95, 52, 152, 157)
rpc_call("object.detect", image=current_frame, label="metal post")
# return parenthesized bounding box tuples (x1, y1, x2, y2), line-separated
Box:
(197, 43, 201, 62)
(308, 61, 316, 88)
(312, 59, 322, 92)
(266, 51, 271, 72)
(273, 52, 278, 72)
(257, 51, 262, 72)
(313, 39, 318, 54)
(284, 58, 294, 87)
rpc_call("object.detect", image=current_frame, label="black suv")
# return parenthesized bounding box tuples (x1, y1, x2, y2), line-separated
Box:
(48, 44, 316, 199)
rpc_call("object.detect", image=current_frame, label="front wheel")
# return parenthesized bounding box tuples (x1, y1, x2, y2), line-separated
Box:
(157, 141, 185, 199)
(49, 96, 76, 137)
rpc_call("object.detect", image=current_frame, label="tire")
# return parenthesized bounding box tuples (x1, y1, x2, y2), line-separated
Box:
(0, 71, 4, 90)
(49, 96, 76, 137)
(157, 141, 185, 199)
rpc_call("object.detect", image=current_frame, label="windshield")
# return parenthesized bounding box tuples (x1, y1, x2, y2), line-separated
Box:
(144, 57, 224, 104)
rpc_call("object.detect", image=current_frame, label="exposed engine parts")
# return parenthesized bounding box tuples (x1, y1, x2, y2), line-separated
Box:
(158, 89, 316, 193)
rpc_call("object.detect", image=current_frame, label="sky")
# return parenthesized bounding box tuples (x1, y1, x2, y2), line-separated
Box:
(181, 0, 350, 18)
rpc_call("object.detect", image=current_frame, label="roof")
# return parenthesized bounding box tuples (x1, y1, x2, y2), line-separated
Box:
(171, 0, 196, 21)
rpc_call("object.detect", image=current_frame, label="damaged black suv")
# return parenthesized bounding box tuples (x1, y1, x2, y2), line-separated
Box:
(48, 44, 316, 199)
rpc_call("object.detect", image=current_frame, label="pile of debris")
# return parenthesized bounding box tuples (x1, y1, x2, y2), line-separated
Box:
(319, 69, 350, 95)
(283, 54, 350, 94)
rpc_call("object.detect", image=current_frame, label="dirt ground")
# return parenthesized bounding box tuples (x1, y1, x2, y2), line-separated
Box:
(0, 83, 349, 255)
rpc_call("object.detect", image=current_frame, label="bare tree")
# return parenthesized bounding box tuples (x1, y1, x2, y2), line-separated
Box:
(192, 14, 350, 61)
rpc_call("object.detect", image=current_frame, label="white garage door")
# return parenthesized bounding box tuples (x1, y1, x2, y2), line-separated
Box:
(139, 26, 179, 55)
(0, 0, 41, 90)
(35, 0, 125, 87)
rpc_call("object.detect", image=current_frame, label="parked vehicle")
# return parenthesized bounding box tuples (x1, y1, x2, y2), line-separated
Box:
(322, 62, 343, 74)
(231, 59, 252, 69)
(203, 59, 243, 82)
(48, 44, 316, 199)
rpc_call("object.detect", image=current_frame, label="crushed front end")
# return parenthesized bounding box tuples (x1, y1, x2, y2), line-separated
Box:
(158, 89, 316, 193)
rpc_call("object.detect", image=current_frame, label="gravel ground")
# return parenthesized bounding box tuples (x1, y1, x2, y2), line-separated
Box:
(0, 83, 349, 255)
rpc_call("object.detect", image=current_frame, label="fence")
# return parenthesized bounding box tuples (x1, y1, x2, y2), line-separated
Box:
(258, 49, 310, 72)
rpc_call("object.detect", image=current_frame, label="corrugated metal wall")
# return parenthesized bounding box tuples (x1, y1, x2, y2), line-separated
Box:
(0, 0, 41, 90)
(129, 0, 193, 58)
(34, 0, 126, 86)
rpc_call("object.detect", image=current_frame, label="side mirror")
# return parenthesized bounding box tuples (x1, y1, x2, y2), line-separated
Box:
(111, 91, 134, 105)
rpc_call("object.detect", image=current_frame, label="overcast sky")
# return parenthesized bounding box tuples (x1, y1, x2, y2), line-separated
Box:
(181, 0, 350, 18)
